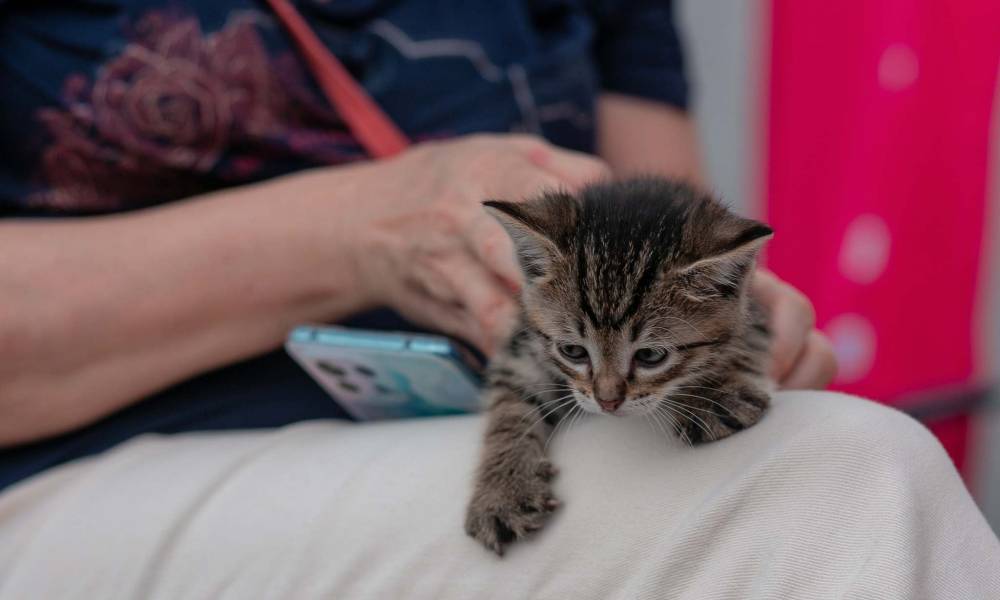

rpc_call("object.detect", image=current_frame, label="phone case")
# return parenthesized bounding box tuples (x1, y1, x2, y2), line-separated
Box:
(285, 325, 483, 420)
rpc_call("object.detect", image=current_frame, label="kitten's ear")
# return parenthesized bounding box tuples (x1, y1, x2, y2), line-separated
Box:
(676, 216, 773, 301)
(483, 193, 578, 280)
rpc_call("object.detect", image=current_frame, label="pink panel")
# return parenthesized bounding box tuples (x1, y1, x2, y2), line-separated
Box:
(765, 0, 1000, 415)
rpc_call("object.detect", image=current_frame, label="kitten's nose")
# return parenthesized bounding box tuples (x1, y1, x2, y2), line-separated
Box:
(594, 374, 627, 413)
(597, 398, 624, 413)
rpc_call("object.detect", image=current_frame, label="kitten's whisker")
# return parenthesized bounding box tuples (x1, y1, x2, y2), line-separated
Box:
(546, 408, 571, 450)
(544, 405, 577, 451)
(648, 407, 673, 448)
(528, 392, 576, 408)
(522, 398, 569, 417)
(645, 410, 661, 439)
(521, 387, 576, 395)
(568, 405, 586, 434)
(519, 395, 575, 428)
(661, 398, 719, 416)
(662, 399, 713, 441)
(521, 383, 576, 392)
(665, 410, 693, 446)
(554, 405, 585, 449)
(517, 385, 577, 399)
(515, 396, 577, 445)
(642, 414, 658, 439)
(520, 381, 575, 390)
(669, 392, 737, 417)
(656, 405, 691, 446)
(521, 387, 576, 401)
(672, 385, 726, 394)
(669, 401, 714, 438)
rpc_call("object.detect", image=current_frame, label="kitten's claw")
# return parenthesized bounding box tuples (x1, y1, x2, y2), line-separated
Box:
(536, 461, 559, 481)
(465, 495, 560, 556)
(465, 463, 560, 555)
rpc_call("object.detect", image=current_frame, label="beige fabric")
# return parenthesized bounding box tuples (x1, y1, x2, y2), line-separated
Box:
(1, 391, 998, 599)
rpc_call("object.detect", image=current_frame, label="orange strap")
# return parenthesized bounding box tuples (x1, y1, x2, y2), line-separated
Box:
(264, 0, 411, 158)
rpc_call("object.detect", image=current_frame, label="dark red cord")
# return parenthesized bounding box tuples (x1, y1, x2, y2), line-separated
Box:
(264, 0, 411, 158)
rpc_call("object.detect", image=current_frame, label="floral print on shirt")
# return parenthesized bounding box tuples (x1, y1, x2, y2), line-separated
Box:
(31, 12, 363, 212)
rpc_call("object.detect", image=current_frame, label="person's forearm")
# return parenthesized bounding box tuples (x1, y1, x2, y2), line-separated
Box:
(0, 167, 369, 446)
(596, 92, 706, 184)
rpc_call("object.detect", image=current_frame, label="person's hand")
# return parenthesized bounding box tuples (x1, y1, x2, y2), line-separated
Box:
(340, 134, 610, 355)
(752, 269, 837, 389)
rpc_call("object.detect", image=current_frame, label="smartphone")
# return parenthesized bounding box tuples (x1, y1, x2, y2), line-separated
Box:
(285, 325, 484, 421)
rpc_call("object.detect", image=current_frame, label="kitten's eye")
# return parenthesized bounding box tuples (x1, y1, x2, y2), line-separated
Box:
(634, 347, 669, 367)
(557, 344, 589, 363)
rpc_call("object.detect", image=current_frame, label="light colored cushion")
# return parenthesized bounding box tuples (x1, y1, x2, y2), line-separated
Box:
(1, 392, 998, 599)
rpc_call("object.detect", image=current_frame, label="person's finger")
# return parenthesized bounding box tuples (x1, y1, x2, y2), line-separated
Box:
(483, 162, 566, 203)
(441, 252, 518, 351)
(780, 330, 838, 390)
(499, 134, 611, 191)
(752, 269, 815, 380)
(409, 250, 463, 307)
(527, 146, 611, 192)
(514, 136, 611, 191)
(512, 171, 566, 201)
(395, 283, 494, 356)
(465, 210, 523, 294)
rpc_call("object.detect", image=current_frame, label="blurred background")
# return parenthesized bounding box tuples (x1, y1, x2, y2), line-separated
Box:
(678, 0, 1000, 527)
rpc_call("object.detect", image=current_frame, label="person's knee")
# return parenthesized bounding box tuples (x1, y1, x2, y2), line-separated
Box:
(768, 390, 952, 481)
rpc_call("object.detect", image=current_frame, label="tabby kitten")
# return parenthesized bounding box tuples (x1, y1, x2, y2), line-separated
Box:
(464, 177, 774, 555)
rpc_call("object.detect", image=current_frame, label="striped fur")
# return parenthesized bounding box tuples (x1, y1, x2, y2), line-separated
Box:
(466, 177, 773, 555)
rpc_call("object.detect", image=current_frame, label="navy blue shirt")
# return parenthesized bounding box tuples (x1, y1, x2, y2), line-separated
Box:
(0, 0, 688, 490)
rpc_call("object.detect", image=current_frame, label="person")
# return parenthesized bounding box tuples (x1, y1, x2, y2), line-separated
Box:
(0, 1, 996, 598)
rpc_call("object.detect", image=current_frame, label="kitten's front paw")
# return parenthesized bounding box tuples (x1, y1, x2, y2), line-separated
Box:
(680, 385, 769, 444)
(465, 460, 560, 556)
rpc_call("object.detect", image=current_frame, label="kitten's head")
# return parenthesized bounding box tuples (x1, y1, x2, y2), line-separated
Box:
(486, 177, 772, 417)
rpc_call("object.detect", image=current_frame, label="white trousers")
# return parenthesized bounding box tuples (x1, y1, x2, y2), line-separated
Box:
(1, 391, 998, 600)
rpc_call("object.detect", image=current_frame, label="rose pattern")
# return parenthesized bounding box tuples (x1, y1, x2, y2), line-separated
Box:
(30, 12, 364, 212)
(92, 44, 231, 171)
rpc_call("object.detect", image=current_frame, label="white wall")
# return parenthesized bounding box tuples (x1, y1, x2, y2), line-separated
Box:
(677, 0, 756, 217)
